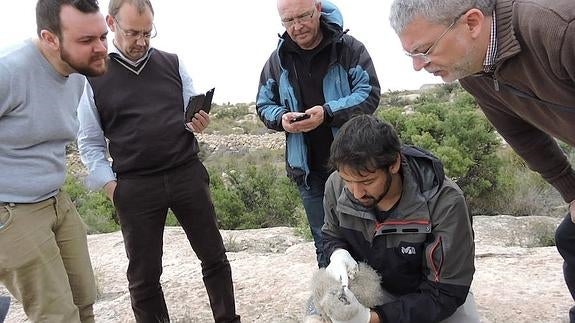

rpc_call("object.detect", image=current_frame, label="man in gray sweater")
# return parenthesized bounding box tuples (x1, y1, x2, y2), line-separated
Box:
(0, 0, 108, 322)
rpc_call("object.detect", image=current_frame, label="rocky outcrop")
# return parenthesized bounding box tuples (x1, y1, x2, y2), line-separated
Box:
(196, 133, 285, 153)
(1, 215, 572, 323)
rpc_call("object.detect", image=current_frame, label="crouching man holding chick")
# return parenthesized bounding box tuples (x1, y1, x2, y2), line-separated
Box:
(308, 115, 479, 323)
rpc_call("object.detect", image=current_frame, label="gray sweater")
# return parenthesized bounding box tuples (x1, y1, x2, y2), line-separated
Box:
(0, 40, 85, 203)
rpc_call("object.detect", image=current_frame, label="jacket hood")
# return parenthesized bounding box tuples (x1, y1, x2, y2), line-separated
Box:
(321, 0, 344, 29)
(401, 145, 444, 199)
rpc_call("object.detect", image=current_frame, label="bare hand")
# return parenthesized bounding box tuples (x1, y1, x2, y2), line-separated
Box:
(186, 110, 210, 133)
(281, 105, 324, 133)
(103, 181, 117, 202)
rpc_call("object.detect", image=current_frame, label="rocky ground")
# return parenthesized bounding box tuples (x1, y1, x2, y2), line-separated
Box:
(1, 215, 572, 323)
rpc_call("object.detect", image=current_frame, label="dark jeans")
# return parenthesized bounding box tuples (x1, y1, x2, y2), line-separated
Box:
(297, 171, 330, 268)
(555, 213, 575, 323)
(114, 160, 240, 323)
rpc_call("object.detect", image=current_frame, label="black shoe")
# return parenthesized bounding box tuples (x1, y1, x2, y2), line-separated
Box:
(569, 305, 575, 323)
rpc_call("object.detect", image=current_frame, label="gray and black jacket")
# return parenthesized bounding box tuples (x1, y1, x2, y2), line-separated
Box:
(323, 146, 475, 323)
(255, 3, 380, 185)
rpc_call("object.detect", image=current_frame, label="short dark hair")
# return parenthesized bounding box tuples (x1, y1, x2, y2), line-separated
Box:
(36, 0, 100, 37)
(329, 115, 401, 174)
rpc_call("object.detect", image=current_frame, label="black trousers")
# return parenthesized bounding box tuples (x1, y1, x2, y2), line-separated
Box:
(114, 160, 240, 323)
(556, 213, 575, 323)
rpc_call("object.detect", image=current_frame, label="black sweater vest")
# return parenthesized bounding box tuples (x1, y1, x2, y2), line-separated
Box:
(88, 49, 198, 177)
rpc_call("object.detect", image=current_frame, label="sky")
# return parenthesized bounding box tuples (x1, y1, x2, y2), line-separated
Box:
(0, 1, 442, 104)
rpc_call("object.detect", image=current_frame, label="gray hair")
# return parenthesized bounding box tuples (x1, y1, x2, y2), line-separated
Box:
(389, 0, 496, 33)
(108, 0, 154, 18)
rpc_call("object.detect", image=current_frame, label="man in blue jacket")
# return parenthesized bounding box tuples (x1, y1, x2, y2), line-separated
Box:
(256, 0, 380, 268)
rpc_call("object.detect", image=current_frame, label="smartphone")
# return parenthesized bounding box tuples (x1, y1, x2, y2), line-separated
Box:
(290, 113, 310, 123)
(185, 88, 215, 122)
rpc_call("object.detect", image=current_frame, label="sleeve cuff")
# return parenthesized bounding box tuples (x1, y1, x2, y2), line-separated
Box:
(323, 104, 334, 124)
(85, 166, 116, 191)
(548, 167, 575, 203)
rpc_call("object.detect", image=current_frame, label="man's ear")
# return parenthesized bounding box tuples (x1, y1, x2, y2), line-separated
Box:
(462, 8, 487, 39)
(40, 29, 60, 51)
(390, 153, 401, 174)
(106, 15, 115, 31)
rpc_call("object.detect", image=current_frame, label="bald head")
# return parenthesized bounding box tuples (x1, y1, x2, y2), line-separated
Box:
(277, 0, 318, 12)
(277, 0, 322, 49)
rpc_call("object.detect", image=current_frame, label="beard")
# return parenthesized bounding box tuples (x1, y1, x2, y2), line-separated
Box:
(437, 45, 481, 82)
(353, 171, 393, 208)
(60, 45, 108, 77)
(426, 57, 476, 83)
(444, 58, 476, 82)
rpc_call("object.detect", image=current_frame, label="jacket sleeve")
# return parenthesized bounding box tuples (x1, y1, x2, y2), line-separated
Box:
(563, 21, 575, 84)
(374, 184, 475, 323)
(323, 36, 381, 128)
(471, 91, 575, 203)
(255, 51, 287, 132)
(322, 173, 351, 257)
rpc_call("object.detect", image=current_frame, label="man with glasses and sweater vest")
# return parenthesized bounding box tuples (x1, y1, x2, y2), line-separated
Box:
(77, 0, 240, 322)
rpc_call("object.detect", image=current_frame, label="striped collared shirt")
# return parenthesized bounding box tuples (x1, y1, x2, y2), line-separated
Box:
(483, 10, 497, 73)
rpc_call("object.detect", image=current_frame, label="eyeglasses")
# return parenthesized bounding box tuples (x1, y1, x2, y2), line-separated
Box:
(113, 17, 157, 40)
(281, 8, 316, 29)
(405, 17, 459, 64)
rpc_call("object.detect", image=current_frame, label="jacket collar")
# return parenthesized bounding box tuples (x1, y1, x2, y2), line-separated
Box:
(493, 0, 521, 67)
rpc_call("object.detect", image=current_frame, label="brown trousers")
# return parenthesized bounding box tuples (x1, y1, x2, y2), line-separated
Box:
(0, 191, 96, 323)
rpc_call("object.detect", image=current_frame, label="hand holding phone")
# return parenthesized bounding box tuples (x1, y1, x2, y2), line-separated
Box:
(290, 113, 310, 123)
(185, 88, 215, 122)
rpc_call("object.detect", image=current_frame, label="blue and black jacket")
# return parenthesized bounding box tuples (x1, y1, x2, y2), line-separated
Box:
(255, 3, 380, 185)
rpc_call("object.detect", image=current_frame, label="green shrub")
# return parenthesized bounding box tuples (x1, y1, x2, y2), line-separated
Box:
(475, 147, 564, 216)
(211, 103, 251, 119)
(166, 211, 180, 226)
(205, 103, 270, 135)
(208, 164, 303, 229)
(68, 84, 568, 233)
(377, 84, 502, 210)
(63, 175, 119, 234)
